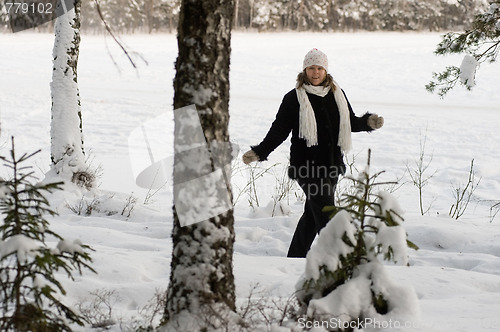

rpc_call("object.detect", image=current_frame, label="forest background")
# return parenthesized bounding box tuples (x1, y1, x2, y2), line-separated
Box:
(0, 0, 491, 33)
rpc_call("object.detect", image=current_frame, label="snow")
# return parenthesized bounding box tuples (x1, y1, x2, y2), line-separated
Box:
(181, 84, 214, 106)
(375, 191, 404, 224)
(0, 182, 11, 198)
(56, 238, 86, 255)
(373, 222, 409, 264)
(1, 31, 500, 331)
(459, 54, 478, 89)
(305, 262, 419, 331)
(0, 234, 41, 263)
(302, 210, 356, 281)
(489, 2, 499, 15)
(372, 191, 409, 265)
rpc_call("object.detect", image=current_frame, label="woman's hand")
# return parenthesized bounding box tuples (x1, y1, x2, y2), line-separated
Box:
(242, 150, 259, 164)
(368, 114, 384, 129)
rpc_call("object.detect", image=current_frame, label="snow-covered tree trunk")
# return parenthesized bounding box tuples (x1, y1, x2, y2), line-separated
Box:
(49, 0, 90, 186)
(163, 0, 236, 330)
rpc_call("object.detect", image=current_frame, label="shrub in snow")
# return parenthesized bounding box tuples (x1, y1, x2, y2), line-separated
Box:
(295, 150, 419, 331)
(0, 138, 95, 331)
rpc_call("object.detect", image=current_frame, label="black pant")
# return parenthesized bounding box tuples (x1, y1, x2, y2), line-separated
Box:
(287, 177, 337, 258)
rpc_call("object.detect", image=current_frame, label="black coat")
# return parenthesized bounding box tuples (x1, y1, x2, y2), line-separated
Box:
(251, 88, 372, 179)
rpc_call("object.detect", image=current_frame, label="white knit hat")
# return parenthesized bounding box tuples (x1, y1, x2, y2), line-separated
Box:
(303, 48, 328, 71)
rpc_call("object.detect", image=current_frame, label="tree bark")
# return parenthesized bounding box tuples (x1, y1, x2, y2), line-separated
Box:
(50, 0, 89, 185)
(164, 0, 236, 330)
(234, 0, 240, 28)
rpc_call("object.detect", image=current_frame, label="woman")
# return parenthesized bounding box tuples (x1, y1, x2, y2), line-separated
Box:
(242, 48, 384, 258)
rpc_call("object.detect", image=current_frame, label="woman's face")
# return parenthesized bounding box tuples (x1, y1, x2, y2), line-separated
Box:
(305, 65, 327, 86)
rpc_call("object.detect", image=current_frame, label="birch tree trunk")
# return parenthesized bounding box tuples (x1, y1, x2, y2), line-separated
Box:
(50, 0, 90, 187)
(163, 0, 236, 330)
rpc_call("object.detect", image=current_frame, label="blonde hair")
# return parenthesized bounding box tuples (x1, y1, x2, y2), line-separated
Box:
(296, 69, 337, 91)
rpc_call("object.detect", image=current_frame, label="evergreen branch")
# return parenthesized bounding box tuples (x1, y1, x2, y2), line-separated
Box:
(0, 139, 96, 330)
(427, 2, 500, 96)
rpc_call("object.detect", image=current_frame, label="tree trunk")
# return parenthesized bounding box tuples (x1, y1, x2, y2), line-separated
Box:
(298, 0, 304, 31)
(163, 0, 236, 330)
(234, 0, 239, 28)
(50, 0, 90, 186)
(144, 0, 155, 33)
(249, 0, 254, 28)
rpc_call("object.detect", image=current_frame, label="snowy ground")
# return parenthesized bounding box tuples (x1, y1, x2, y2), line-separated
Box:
(1, 31, 500, 331)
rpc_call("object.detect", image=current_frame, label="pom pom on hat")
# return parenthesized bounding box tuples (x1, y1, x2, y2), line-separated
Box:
(303, 48, 328, 71)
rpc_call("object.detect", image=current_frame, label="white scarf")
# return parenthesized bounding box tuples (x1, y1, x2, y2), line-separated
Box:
(295, 80, 352, 152)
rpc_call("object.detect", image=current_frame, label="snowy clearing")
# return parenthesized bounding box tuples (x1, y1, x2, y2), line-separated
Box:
(1, 31, 500, 331)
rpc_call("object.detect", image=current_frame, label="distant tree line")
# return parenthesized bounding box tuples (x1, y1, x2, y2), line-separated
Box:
(242, 0, 489, 32)
(0, 0, 490, 33)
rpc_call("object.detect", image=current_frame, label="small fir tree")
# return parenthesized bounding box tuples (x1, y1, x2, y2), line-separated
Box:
(0, 138, 95, 332)
(295, 150, 419, 331)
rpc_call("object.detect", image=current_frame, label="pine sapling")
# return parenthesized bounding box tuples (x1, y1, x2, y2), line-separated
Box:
(0, 138, 96, 331)
(296, 150, 419, 331)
